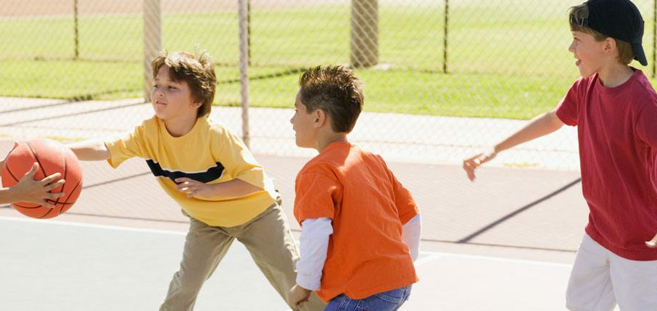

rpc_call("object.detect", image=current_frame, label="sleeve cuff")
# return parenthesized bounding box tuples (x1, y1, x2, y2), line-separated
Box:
(235, 168, 265, 189)
(403, 214, 422, 262)
(103, 139, 121, 168)
(296, 272, 322, 290)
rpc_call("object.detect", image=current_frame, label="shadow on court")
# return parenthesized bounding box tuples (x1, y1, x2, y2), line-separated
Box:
(0, 137, 597, 310)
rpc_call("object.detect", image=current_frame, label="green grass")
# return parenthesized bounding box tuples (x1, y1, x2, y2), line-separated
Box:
(216, 69, 574, 119)
(0, 59, 141, 100)
(0, 59, 571, 119)
(1, 1, 655, 119)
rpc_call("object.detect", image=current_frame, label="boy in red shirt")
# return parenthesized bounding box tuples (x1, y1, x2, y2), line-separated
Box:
(287, 66, 421, 311)
(464, 1, 657, 310)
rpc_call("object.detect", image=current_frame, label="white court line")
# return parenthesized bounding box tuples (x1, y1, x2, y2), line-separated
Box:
(0, 215, 187, 236)
(0, 216, 572, 269)
(0, 215, 572, 268)
(419, 250, 572, 268)
(414, 253, 443, 266)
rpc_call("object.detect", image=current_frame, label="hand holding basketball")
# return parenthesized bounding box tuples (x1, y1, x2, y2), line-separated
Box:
(1, 139, 83, 219)
(10, 162, 66, 208)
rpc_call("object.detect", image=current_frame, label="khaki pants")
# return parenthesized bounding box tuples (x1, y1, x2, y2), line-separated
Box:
(160, 202, 325, 311)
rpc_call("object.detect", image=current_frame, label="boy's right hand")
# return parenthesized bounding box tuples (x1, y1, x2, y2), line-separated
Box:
(463, 148, 497, 181)
(11, 163, 65, 208)
(288, 284, 311, 309)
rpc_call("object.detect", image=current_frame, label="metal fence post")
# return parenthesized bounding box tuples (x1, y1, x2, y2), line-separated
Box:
(247, 0, 252, 67)
(351, 0, 379, 68)
(443, 0, 449, 74)
(73, 0, 79, 59)
(238, 0, 251, 148)
(143, 0, 162, 103)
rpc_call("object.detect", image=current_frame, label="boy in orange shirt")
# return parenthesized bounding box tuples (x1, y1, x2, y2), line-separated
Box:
(288, 66, 421, 311)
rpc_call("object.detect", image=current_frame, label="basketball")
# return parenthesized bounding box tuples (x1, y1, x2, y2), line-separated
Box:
(1, 139, 83, 219)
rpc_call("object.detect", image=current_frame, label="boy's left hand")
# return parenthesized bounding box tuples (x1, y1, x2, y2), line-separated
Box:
(288, 284, 312, 309)
(646, 233, 657, 248)
(175, 177, 212, 198)
(463, 147, 497, 181)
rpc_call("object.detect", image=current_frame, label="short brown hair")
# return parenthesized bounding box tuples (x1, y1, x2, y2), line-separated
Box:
(298, 66, 364, 133)
(569, 4, 635, 65)
(151, 51, 216, 118)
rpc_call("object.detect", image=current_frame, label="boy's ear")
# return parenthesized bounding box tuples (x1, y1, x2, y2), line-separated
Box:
(313, 109, 328, 128)
(603, 37, 617, 54)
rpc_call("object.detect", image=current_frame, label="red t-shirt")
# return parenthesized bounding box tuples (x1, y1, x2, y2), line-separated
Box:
(294, 142, 419, 301)
(557, 69, 657, 260)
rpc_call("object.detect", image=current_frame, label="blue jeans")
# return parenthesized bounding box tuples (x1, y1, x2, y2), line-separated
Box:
(324, 286, 412, 311)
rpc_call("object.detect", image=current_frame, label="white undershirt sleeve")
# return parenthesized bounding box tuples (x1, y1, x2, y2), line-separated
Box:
(296, 217, 333, 290)
(402, 214, 422, 262)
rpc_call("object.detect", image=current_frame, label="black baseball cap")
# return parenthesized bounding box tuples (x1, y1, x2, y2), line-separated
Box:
(580, 0, 647, 66)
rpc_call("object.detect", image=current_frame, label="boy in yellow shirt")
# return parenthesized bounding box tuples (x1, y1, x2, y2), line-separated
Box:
(69, 51, 324, 311)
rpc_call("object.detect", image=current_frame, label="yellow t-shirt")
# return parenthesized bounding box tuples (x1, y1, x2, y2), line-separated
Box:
(105, 116, 276, 227)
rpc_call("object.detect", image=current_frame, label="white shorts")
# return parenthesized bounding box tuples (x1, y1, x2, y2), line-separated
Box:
(566, 234, 657, 311)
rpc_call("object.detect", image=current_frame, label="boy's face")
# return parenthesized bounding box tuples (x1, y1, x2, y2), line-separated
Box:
(290, 91, 319, 148)
(151, 66, 201, 122)
(569, 31, 608, 78)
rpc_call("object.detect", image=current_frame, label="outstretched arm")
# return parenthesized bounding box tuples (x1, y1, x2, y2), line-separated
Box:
(463, 109, 565, 181)
(67, 139, 110, 161)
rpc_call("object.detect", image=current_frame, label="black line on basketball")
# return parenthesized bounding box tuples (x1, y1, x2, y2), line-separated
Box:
(39, 207, 55, 219)
(26, 142, 49, 177)
(45, 200, 74, 206)
(48, 145, 66, 210)
(58, 180, 81, 216)
(13, 203, 42, 209)
(4, 145, 39, 184)
(5, 165, 21, 183)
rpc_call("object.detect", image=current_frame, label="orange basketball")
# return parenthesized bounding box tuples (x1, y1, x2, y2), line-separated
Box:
(1, 139, 83, 219)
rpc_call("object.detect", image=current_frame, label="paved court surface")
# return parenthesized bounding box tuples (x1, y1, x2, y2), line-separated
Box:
(1, 217, 585, 311)
(0, 217, 291, 311)
(0, 98, 601, 310)
(0, 139, 587, 262)
(0, 139, 592, 311)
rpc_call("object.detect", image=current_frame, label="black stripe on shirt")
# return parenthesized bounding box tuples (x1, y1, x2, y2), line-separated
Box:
(146, 160, 225, 184)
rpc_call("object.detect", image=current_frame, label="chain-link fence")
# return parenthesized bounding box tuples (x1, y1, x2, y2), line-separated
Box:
(1, 0, 655, 170)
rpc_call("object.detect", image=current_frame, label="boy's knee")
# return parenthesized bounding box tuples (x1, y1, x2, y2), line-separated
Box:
(171, 270, 208, 291)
